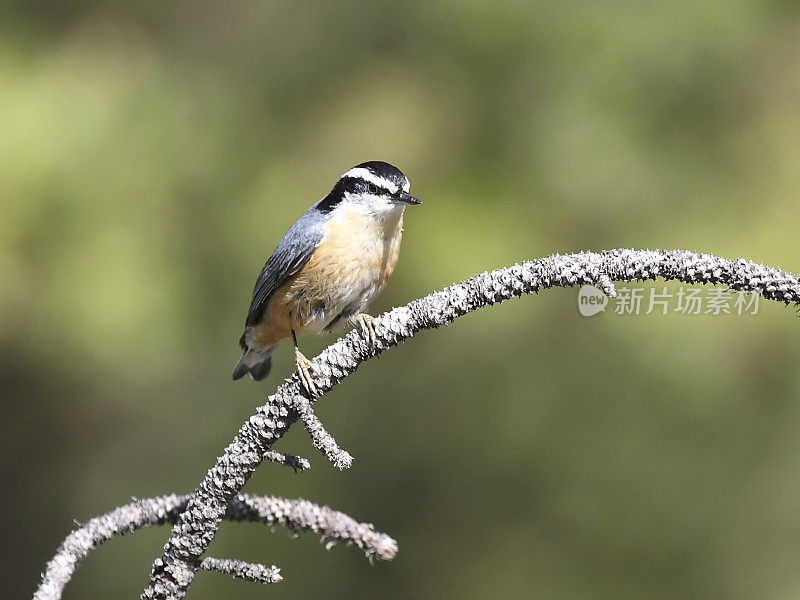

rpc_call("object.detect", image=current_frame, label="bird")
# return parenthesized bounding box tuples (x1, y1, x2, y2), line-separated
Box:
(232, 160, 420, 395)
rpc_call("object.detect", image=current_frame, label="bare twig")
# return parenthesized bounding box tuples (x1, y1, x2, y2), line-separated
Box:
(293, 395, 353, 469)
(263, 450, 311, 471)
(34, 494, 395, 600)
(233, 496, 398, 561)
(596, 272, 617, 297)
(195, 558, 282, 585)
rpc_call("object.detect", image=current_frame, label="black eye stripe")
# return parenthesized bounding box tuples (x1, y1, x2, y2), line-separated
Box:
(317, 174, 400, 213)
(350, 178, 393, 195)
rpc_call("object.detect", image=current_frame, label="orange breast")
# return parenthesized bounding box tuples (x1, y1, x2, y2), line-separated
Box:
(250, 205, 404, 348)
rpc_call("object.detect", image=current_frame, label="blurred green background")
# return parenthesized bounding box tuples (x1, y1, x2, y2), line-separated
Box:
(5, 1, 800, 599)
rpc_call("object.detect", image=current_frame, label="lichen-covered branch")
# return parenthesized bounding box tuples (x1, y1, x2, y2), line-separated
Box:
(263, 450, 311, 471)
(293, 394, 353, 469)
(234, 496, 398, 561)
(140, 249, 800, 599)
(34, 493, 396, 600)
(195, 558, 282, 585)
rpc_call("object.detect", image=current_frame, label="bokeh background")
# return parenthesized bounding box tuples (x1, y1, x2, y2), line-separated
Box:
(5, 2, 800, 598)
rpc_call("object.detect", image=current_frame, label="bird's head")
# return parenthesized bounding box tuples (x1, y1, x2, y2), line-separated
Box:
(318, 161, 421, 215)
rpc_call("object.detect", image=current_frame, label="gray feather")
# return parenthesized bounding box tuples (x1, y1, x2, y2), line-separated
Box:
(245, 204, 326, 326)
(232, 346, 275, 380)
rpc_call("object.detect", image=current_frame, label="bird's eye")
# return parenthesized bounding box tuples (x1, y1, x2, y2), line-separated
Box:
(367, 183, 379, 194)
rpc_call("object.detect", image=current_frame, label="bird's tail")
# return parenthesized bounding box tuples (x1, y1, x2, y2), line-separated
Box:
(232, 343, 276, 381)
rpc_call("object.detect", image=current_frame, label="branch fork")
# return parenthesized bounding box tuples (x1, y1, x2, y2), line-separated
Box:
(33, 249, 800, 600)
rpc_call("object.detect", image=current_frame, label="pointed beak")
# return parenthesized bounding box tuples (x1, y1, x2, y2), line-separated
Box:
(398, 191, 421, 205)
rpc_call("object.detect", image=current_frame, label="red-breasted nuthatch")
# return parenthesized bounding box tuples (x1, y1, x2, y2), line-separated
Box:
(233, 161, 420, 394)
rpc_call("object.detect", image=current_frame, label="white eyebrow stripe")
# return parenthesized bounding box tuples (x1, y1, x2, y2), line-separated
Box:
(341, 167, 399, 194)
(402, 178, 410, 192)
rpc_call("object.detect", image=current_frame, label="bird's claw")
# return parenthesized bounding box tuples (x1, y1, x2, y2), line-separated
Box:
(295, 348, 317, 397)
(355, 313, 377, 349)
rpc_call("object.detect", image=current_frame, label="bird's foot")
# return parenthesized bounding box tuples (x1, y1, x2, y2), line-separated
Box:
(294, 348, 317, 397)
(355, 313, 377, 349)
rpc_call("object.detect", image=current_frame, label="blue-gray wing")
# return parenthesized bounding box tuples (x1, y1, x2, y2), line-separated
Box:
(245, 207, 325, 327)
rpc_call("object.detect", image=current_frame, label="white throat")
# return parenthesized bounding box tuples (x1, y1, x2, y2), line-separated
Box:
(341, 192, 405, 223)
